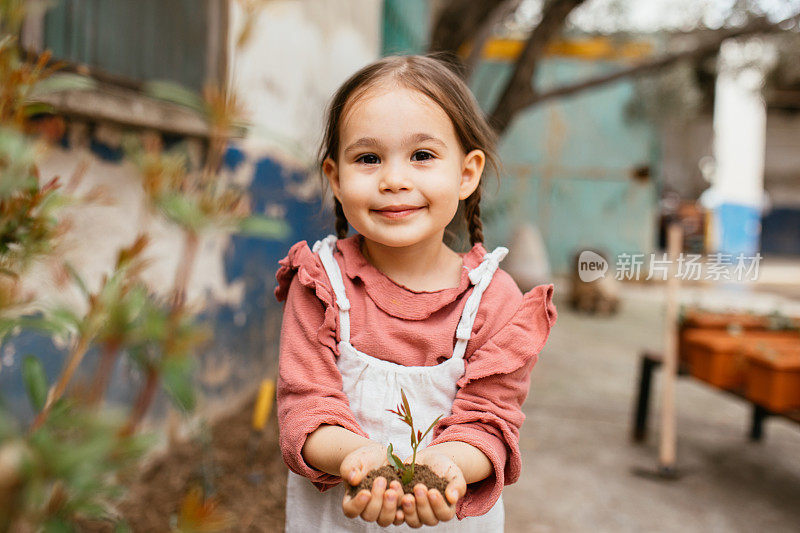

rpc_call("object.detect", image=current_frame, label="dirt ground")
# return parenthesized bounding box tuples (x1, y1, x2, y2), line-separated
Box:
(82, 395, 287, 532)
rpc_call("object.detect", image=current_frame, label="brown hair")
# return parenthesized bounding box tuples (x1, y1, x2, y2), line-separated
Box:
(317, 53, 500, 247)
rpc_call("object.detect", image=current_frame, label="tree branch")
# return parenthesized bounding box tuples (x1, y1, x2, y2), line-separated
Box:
(463, 0, 522, 82)
(429, 0, 506, 55)
(524, 16, 783, 108)
(489, 0, 587, 134)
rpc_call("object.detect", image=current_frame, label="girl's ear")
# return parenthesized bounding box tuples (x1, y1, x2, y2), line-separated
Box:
(322, 157, 341, 200)
(459, 149, 485, 200)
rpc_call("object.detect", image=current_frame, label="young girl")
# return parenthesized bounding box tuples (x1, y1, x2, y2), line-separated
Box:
(274, 54, 556, 531)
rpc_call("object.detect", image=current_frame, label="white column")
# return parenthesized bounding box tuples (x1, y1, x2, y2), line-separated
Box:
(707, 37, 774, 255)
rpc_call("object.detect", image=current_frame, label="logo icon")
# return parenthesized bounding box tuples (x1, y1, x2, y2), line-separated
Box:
(578, 251, 607, 282)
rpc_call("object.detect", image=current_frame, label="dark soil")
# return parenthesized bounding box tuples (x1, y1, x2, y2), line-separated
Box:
(79, 394, 287, 532)
(347, 464, 449, 499)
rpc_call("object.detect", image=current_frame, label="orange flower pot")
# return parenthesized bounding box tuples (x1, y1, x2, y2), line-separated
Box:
(683, 330, 800, 391)
(678, 309, 800, 366)
(681, 310, 774, 330)
(744, 344, 800, 413)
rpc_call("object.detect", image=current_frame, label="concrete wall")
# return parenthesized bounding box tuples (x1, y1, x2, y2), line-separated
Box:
(659, 110, 800, 256)
(658, 117, 714, 200)
(228, 0, 381, 155)
(763, 112, 800, 207)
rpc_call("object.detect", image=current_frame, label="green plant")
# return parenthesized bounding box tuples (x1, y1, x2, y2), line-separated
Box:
(385, 389, 442, 485)
(0, 399, 152, 531)
(1, 0, 279, 529)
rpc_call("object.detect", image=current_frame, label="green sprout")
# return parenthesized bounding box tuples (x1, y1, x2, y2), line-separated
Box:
(385, 389, 442, 485)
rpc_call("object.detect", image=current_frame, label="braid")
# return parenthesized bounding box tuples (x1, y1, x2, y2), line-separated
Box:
(334, 197, 349, 239)
(464, 187, 484, 246)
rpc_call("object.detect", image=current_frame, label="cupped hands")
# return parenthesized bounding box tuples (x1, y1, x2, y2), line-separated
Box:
(398, 448, 466, 528)
(340, 442, 405, 526)
(339, 442, 467, 528)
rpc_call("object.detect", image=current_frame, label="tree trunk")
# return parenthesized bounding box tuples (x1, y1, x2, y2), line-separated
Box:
(429, 0, 506, 56)
(463, 0, 522, 82)
(488, 0, 587, 135)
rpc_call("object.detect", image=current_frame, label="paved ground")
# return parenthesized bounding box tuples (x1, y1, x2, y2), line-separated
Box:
(504, 282, 800, 533)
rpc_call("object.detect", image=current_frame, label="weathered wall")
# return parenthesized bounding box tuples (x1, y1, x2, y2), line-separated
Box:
(1, 0, 383, 422)
(219, 0, 383, 397)
(471, 57, 658, 275)
(383, 0, 429, 55)
(228, 0, 381, 155)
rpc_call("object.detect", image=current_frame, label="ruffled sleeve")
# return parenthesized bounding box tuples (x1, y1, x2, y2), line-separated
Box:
(274, 240, 369, 490)
(429, 283, 557, 519)
(275, 240, 328, 305)
(275, 240, 340, 357)
(458, 283, 556, 389)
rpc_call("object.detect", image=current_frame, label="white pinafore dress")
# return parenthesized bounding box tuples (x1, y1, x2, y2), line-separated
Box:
(285, 234, 508, 532)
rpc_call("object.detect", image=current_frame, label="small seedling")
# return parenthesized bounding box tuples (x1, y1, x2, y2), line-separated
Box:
(385, 388, 442, 485)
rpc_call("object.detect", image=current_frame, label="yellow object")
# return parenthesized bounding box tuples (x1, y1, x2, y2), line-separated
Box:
(474, 36, 652, 61)
(252, 378, 275, 430)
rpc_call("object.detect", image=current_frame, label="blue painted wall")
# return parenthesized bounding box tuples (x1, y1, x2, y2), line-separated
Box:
(470, 58, 658, 274)
(382, 0, 429, 55)
(0, 138, 333, 422)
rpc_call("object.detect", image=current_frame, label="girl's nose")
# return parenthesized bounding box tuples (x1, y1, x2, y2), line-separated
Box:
(378, 165, 412, 192)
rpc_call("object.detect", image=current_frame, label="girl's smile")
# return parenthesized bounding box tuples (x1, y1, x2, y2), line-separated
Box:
(370, 205, 427, 219)
(323, 85, 485, 257)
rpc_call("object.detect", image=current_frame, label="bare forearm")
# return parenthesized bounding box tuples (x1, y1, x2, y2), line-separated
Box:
(301, 424, 374, 476)
(418, 441, 492, 484)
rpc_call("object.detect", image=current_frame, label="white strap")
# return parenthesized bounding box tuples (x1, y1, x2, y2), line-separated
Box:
(312, 234, 351, 343)
(452, 246, 509, 360)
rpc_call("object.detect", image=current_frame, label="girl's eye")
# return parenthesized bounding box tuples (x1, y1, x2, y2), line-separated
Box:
(356, 154, 379, 165)
(412, 150, 434, 162)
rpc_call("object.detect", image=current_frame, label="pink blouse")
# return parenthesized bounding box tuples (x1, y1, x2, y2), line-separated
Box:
(274, 233, 557, 519)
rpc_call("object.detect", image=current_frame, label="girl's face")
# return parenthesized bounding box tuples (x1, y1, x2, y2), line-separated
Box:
(323, 85, 485, 249)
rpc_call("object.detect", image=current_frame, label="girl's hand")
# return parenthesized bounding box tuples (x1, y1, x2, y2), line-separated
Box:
(340, 443, 405, 526)
(399, 449, 467, 528)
